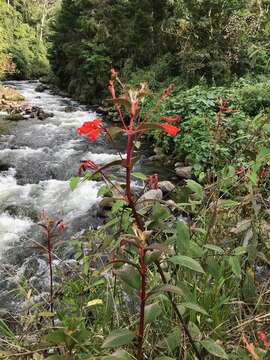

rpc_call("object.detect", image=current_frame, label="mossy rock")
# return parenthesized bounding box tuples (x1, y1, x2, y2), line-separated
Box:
(5, 113, 24, 121)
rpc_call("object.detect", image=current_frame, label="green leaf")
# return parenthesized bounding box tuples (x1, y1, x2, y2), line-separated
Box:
(169, 255, 205, 274)
(132, 172, 148, 181)
(45, 329, 66, 344)
(204, 244, 224, 254)
(102, 329, 135, 349)
(242, 270, 256, 304)
(180, 302, 208, 316)
(162, 284, 184, 297)
(158, 327, 181, 352)
(265, 20, 270, 32)
(188, 321, 202, 341)
(175, 220, 190, 254)
(218, 200, 240, 209)
(102, 349, 132, 360)
(145, 250, 162, 265)
(115, 266, 141, 289)
(144, 302, 162, 324)
(69, 176, 80, 191)
(228, 256, 241, 278)
(200, 339, 228, 359)
(98, 185, 111, 197)
(234, 246, 247, 256)
(186, 179, 203, 200)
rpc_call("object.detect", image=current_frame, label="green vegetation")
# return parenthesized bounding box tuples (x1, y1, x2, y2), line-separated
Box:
(1, 1, 270, 359)
(0, 0, 59, 80)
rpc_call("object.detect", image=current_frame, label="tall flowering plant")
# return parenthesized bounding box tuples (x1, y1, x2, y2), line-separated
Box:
(75, 70, 202, 360)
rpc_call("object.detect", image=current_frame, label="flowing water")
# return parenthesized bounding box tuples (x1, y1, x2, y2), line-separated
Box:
(0, 81, 169, 263)
(0, 81, 125, 258)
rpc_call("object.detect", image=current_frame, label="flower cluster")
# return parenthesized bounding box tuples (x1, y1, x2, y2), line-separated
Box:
(77, 71, 181, 142)
(77, 118, 103, 141)
(216, 98, 240, 114)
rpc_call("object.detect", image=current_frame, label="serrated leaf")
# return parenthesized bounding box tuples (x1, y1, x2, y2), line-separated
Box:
(204, 244, 225, 254)
(169, 255, 205, 274)
(102, 329, 135, 349)
(70, 176, 80, 191)
(181, 302, 208, 316)
(86, 299, 103, 307)
(102, 349, 132, 360)
(228, 256, 241, 278)
(200, 339, 228, 359)
(186, 179, 203, 200)
(132, 172, 148, 181)
(145, 302, 162, 324)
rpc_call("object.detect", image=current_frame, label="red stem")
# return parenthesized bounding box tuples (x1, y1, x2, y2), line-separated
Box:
(137, 246, 146, 360)
(47, 228, 55, 327)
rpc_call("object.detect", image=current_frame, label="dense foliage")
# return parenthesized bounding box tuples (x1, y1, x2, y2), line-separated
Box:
(0, 0, 58, 80)
(50, 0, 270, 103)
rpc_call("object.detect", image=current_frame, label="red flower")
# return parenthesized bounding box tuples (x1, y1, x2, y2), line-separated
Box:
(58, 222, 65, 233)
(161, 115, 181, 122)
(79, 160, 98, 176)
(231, 109, 240, 113)
(160, 123, 180, 137)
(77, 119, 103, 141)
(258, 330, 270, 351)
(242, 336, 260, 360)
(259, 168, 268, 178)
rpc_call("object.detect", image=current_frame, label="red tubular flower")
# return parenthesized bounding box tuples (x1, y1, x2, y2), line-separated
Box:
(58, 222, 65, 233)
(231, 109, 240, 113)
(161, 115, 181, 122)
(77, 118, 103, 141)
(79, 160, 98, 176)
(160, 123, 180, 137)
(259, 168, 268, 178)
(236, 167, 246, 176)
(258, 330, 270, 351)
(108, 80, 116, 99)
(242, 336, 261, 360)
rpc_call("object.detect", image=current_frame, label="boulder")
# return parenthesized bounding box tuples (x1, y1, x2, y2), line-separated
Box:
(175, 166, 192, 179)
(64, 105, 76, 113)
(35, 84, 48, 92)
(136, 189, 163, 211)
(158, 181, 175, 194)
